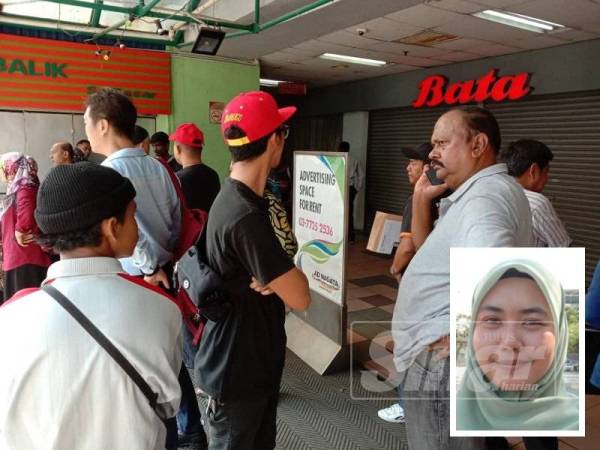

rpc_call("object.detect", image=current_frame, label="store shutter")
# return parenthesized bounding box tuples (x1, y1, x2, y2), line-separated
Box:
(366, 90, 599, 283)
(287, 114, 343, 153)
(366, 105, 449, 229)
(487, 90, 600, 283)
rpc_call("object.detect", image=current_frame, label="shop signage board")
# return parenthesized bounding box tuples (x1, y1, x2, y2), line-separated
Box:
(293, 152, 347, 305)
(412, 69, 531, 108)
(278, 81, 307, 95)
(0, 33, 171, 114)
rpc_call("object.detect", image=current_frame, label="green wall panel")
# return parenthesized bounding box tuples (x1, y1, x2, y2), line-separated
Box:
(158, 54, 259, 180)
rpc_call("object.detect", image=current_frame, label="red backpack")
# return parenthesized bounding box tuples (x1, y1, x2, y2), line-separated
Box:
(155, 157, 208, 261)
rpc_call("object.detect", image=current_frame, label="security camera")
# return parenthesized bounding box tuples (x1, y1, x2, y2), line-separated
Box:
(356, 28, 368, 36)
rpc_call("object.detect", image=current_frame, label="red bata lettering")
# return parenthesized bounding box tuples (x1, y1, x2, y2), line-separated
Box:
(412, 70, 531, 108)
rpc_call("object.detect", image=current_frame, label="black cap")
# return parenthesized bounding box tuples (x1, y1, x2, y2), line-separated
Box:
(35, 162, 136, 235)
(401, 142, 433, 162)
(150, 131, 169, 145)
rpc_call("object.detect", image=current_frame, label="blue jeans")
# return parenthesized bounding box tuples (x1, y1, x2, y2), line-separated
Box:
(399, 349, 484, 450)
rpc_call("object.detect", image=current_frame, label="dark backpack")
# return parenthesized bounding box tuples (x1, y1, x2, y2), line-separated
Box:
(173, 235, 231, 346)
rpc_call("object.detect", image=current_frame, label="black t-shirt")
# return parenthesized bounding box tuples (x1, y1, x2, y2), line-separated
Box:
(401, 195, 413, 234)
(195, 178, 295, 400)
(168, 156, 182, 173)
(176, 163, 221, 213)
(400, 194, 442, 234)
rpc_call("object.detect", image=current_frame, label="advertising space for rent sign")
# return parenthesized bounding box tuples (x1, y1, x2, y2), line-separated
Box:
(293, 152, 347, 305)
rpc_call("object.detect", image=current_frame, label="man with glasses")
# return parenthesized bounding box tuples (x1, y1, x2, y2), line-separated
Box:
(195, 91, 310, 450)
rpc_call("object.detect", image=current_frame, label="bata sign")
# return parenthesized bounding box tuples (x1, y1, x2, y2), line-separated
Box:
(412, 69, 531, 108)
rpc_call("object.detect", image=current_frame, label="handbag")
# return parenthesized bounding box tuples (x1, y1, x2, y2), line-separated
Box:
(41, 284, 170, 425)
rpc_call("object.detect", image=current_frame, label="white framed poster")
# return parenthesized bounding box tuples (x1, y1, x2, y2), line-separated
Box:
(293, 151, 347, 305)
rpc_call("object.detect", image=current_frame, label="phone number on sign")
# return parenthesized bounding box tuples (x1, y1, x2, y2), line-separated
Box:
(298, 217, 334, 236)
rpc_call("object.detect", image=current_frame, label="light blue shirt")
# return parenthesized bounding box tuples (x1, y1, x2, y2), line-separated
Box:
(102, 148, 181, 275)
(392, 164, 533, 372)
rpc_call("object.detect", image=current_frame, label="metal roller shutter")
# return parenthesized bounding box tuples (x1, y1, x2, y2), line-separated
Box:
(487, 90, 600, 283)
(366, 105, 449, 228)
(287, 114, 343, 153)
(366, 90, 600, 283)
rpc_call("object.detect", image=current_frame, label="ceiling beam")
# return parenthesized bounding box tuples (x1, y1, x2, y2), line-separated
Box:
(0, 13, 178, 45)
(226, 0, 333, 39)
(173, 0, 203, 47)
(89, 0, 103, 27)
(41, 0, 252, 30)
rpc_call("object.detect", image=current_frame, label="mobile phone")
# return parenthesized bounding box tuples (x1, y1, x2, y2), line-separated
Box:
(426, 167, 444, 186)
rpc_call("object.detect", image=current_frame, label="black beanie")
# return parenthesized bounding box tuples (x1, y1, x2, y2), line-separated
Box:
(35, 162, 136, 234)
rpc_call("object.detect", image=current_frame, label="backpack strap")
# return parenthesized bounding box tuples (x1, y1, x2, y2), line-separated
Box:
(155, 156, 189, 209)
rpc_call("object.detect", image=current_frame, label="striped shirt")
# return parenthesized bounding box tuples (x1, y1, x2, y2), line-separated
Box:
(524, 189, 571, 247)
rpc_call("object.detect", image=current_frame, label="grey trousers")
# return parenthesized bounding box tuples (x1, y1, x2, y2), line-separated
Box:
(400, 348, 484, 450)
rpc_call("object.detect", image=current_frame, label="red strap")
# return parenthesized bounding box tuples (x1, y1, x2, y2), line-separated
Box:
(0, 287, 40, 308)
(193, 320, 205, 346)
(154, 157, 189, 209)
(117, 273, 179, 307)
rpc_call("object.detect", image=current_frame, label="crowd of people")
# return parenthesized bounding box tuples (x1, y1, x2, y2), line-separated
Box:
(0, 88, 310, 450)
(0, 85, 592, 450)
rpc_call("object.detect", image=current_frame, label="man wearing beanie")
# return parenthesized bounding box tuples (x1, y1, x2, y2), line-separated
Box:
(0, 163, 182, 449)
(195, 91, 310, 450)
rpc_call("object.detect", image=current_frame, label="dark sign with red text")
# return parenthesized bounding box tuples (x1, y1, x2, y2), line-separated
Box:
(412, 69, 531, 108)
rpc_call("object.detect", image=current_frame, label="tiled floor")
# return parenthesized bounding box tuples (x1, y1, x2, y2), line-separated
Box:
(346, 237, 399, 385)
(345, 235, 599, 449)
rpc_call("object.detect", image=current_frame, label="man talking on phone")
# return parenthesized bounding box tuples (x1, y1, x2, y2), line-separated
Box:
(391, 107, 533, 450)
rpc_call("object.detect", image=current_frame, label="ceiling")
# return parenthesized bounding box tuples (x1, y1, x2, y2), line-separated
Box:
(1, 0, 600, 87)
(217, 0, 600, 87)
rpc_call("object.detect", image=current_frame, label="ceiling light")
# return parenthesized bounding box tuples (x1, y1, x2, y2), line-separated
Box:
(319, 53, 387, 67)
(260, 78, 283, 87)
(472, 10, 565, 33)
(191, 27, 226, 56)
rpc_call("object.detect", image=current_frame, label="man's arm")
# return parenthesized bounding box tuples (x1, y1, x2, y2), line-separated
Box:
(235, 214, 310, 311)
(268, 267, 310, 310)
(390, 235, 415, 280)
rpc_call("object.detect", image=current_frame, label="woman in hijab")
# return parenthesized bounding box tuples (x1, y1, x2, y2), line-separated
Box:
(0, 153, 51, 302)
(457, 259, 578, 435)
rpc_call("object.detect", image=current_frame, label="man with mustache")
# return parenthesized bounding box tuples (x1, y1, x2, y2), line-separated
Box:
(391, 107, 533, 450)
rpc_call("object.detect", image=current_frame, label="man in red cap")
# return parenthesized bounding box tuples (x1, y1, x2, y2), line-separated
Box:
(171, 123, 221, 214)
(194, 91, 310, 450)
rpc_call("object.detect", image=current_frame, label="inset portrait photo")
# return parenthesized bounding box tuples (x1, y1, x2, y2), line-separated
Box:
(450, 248, 585, 437)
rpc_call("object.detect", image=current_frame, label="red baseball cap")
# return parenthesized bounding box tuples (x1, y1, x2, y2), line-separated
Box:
(169, 123, 204, 148)
(220, 91, 296, 147)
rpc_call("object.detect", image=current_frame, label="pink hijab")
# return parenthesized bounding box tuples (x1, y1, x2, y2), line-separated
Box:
(1, 152, 40, 220)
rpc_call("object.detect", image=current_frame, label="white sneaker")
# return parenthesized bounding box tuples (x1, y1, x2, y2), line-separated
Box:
(377, 403, 405, 423)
